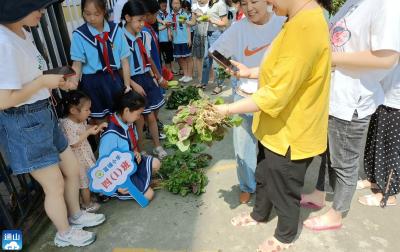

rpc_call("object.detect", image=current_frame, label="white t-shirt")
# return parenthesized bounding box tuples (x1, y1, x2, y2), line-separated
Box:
(383, 63, 400, 109)
(113, 0, 128, 24)
(0, 25, 50, 107)
(329, 0, 400, 121)
(192, 2, 209, 15)
(210, 15, 285, 94)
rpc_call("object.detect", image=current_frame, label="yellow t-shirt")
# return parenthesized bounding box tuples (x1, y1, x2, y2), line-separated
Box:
(251, 7, 331, 160)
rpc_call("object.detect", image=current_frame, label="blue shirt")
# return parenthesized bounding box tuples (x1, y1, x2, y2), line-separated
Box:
(70, 21, 131, 74)
(158, 10, 170, 43)
(99, 114, 138, 158)
(167, 10, 190, 45)
(123, 27, 151, 76)
(142, 25, 162, 73)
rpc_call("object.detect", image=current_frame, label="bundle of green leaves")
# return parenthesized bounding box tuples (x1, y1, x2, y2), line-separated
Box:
(164, 96, 243, 152)
(166, 86, 201, 110)
(159, 149, 212, 196)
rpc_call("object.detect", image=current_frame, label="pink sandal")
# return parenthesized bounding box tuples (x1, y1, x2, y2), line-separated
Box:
(303, 216, 342, 231)
(231, 212, 259, 227)
(256, 237, 293, 252)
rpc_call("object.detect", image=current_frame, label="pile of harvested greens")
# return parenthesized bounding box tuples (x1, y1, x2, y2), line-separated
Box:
(158, 146, 212, 196)
(164, 96, 243, 152)
(166, 86, 201, 110)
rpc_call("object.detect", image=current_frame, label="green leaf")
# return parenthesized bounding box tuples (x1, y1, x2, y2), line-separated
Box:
(214, 97, 225, 105)
(229, 115, 244, 127)
(176, 139, 191, 152)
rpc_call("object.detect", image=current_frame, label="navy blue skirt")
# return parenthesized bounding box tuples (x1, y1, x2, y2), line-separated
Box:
(79, 71, 124, 119)
(131, 72, 165, 114)
(173, 43, 191, 58)
(112, 155, 153, 200)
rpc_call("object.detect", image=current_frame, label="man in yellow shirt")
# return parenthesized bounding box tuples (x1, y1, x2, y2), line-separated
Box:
(216, 0, 331, 250)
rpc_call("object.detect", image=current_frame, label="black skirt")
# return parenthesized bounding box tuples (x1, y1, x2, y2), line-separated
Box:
(364, 105, 400, 206)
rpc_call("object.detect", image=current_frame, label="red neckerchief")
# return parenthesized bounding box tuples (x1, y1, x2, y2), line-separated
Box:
(172, 13, 177, 30)
(110, 114, 139, 152)
(95, 32, 114, 78)
(236, 10, 244, 21)
(144, 22, 160, 53)
(136, 37, 150, 68)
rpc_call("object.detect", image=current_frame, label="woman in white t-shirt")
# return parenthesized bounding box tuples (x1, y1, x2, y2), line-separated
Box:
(0, 0, 105, 247)
(358, 63, 400, 207)
(301, 0, 400, 231)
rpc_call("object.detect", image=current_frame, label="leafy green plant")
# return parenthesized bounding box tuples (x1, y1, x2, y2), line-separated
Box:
(164, 95, 243, 152)
(332, 0, 346, 15)
(166, 86, 201, 110)
(215, 66, 231, 85)
(159, 150, 212, 196)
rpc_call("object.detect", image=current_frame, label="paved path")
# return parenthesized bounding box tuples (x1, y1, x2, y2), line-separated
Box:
(28, 88, 400, 252)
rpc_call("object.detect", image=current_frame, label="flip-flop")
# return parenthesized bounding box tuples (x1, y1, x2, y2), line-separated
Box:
(300, 194, 325, 209)
(303, 216, 342, 231)
(231, 212, 259, 227)
(358, 194, 397, 207)
(356, 180, 378, 190)
(256, 237, 293, 252)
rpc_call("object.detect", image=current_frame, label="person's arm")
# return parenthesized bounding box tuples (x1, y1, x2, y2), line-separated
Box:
(333, 50, 399, 70)
(121, 57, 132, 91)
(210, 15, 228, 28)
(0, 74, 64, 110)
(187, 25, 192, 48)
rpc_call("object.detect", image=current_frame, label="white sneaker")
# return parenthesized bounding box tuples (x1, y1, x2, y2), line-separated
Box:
(183, 76, 193, 83)
(69, 211, 106, 228)
(153, 146, 168, 159)
(54, 227, 96, 247)
(82, 202, 101, 213)
(179, 76, 187, 82)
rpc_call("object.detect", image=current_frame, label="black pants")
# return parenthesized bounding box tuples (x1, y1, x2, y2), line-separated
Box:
(159, 41, 174, 64)
(251, 144, 313, 243)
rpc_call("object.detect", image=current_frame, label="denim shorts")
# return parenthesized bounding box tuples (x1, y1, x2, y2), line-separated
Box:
(0, 99, 68, 175)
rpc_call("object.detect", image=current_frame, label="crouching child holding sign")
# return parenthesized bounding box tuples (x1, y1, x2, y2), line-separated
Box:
(89, 91, 160, 206)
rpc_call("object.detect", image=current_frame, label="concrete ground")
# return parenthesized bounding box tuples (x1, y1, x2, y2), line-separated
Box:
(28, 87, 400, 252)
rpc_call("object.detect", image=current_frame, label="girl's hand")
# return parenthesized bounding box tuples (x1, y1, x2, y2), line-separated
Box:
(124, 85, 132, 93)
(131, 81, 147, 96)
(98, 122, 108, 132)
(228, 60, 251, 79)
(87, 125, 100, 135)
(188, 40, 192, 48)
(117, 188, 129, 195)
(37, 74, 65, 89)
(63, 76, 79, 91)
(158, 78, 168, 89)
(134, 151, 142, 163)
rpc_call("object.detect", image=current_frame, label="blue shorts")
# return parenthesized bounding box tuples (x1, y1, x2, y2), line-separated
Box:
(0, 99, 68, 175)
(131, 72, 165, 114)
(173, 43, 191, 58)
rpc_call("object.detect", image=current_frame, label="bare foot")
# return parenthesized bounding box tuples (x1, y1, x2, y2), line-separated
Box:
(303, 208, 342, 231)
(301, 190, 325, 207)
(231, 212, 259, 227)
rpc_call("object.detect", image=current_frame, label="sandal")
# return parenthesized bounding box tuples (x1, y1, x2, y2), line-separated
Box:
(212, 86, 223, 95)
(358, 194, 397, 207)
(356, 180, 378, 190)
(256, 237, 293, 252)
(193, 83, 203, 88)
(303, 216, 342, 231)
(231, 212, 259, 227)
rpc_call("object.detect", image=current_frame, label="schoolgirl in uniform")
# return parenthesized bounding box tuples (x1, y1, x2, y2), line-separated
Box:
(70, 0, 132, 121)
(157, 0, 174, 72)
(99, 90, 161, 201)
(121, 0, 168, 159)
(168, 0, 193, 83)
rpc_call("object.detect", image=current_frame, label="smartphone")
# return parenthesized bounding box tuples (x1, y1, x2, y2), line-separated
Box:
(209, 50, 237, 71)
(43, 66, 76, 78)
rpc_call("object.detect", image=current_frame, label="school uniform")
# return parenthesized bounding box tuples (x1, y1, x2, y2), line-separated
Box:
(123, 27, 165, 114)
(70, 21, 131, 119)
(167, 10, 191, 58)
(158, 10, 174, 64)
(99, 113, 153, 199)
(142, 23, 162, 73)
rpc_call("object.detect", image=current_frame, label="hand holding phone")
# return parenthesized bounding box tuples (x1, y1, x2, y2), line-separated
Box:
(209, 51, 238, 72)
(43, 66, 76, 78)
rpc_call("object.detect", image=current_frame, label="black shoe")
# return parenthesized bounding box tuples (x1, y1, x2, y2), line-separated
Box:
(157, 120, 164, 131)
